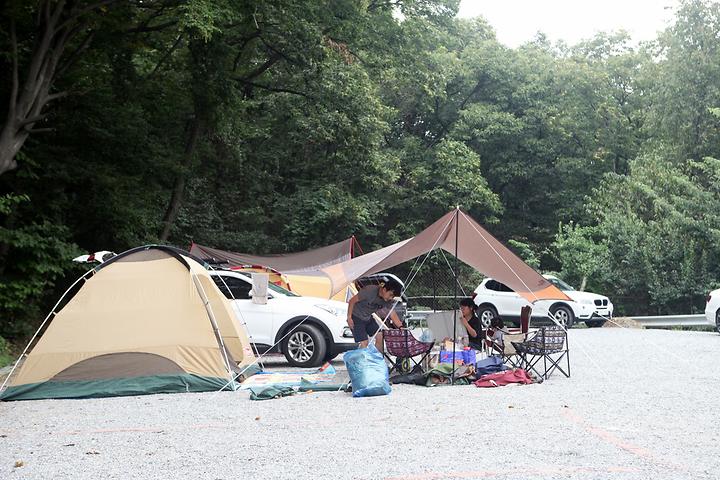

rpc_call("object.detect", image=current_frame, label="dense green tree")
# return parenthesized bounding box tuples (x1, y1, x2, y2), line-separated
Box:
(647, 0, 720, 163)
(4, 0, 720, 351)
(555, 155, 720, 314)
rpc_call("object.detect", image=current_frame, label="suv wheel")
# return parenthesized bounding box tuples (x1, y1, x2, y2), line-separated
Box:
(550, 305, 575, 328)
(716, 310, 720, 334)
(477, 305, 498, 328)
(282, 324, 327, 368)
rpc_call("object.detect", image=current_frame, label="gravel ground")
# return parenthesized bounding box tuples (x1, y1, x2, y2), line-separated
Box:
(1, 328, 719, 480)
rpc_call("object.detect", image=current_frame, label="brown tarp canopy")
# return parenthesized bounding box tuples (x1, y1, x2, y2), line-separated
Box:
(320, 209, 570, 303)
(189, 237, 357, 274)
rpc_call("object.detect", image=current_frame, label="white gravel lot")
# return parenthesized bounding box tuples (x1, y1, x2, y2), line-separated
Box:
(1, 328, 719, 480)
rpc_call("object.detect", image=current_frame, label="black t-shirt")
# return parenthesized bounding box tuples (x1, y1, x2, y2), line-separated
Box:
(467, 314, 485, 340)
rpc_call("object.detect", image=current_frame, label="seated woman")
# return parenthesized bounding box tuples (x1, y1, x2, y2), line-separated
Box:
(459, 298, 485, 350)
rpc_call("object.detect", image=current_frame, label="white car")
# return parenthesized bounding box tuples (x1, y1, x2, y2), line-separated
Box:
(473, 274, 613, 328)
(209, 271, 356, 367)
(705, 288, 720, 334)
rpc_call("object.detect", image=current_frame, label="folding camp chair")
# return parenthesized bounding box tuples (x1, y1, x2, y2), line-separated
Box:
(485, 306, 532, 366)
(383, 328, 435, 375)
(487, 330, 527, 369)
(520, 305, 531, 333)
(512, 325, 570, 380)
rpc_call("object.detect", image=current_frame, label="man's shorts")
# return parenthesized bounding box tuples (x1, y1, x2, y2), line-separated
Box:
(351, 316, 380, 342)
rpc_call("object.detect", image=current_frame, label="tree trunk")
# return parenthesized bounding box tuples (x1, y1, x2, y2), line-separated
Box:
(0, 126, 26, 175)
(0, 1, 113, 177)
(158, 116, 203, 242)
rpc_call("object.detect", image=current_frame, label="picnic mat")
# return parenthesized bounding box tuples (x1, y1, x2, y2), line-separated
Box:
(239, 363, 343, 390)
(249, 379, 351, 401)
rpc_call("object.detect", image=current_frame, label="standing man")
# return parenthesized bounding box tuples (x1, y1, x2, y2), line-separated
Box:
(347, 278, 404, 350)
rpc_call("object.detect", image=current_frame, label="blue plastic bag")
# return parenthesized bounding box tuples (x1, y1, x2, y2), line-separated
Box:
(343, 344, 391, 397)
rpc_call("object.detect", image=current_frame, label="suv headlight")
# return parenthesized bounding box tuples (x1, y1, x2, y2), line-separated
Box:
(315, 304, 347, 317)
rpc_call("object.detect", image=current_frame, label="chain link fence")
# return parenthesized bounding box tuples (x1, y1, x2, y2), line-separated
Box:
(388, 252, 485, 312)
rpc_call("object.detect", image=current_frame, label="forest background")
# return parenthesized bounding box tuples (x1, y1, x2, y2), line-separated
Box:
(2, 0, 720, 362)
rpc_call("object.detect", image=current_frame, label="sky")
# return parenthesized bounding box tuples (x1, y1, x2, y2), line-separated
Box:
(457, 0, 681, 48)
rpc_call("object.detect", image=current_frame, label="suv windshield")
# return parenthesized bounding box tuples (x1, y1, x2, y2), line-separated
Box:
(547, 277, 575, 291)
(227, 270, 300, 297)
(268, 282, 299, 297)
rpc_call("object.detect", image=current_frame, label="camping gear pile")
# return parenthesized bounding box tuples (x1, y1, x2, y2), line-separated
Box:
(386, 355, 534, 387)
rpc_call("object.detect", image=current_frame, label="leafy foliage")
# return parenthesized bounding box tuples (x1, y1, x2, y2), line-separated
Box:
(2, 0, 720, 341)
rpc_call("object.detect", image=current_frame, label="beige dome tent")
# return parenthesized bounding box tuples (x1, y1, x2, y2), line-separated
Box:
(1, 246, 256, 401)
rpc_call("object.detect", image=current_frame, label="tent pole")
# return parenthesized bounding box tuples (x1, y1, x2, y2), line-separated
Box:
(192, 274, 237, 391)
(0, 268, 96, 393)
(451, 207, 460, 384)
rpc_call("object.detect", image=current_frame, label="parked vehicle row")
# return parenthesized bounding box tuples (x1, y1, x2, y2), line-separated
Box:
(472, 274, 613, 328)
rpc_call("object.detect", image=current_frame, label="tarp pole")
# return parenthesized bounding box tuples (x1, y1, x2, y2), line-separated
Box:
(451, 207, 459, 384)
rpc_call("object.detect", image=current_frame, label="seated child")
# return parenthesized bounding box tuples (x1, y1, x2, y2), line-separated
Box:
(485, 316, 506, 353)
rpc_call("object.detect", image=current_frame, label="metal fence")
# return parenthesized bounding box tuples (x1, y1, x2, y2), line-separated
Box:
(406, 311, 710, 328)
(628, 314, 707, 327)
(393, 252, 483, 311)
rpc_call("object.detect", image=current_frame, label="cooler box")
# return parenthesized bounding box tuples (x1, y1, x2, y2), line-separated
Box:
(439, 349, 476, 365)
(439, 351, 464, 364)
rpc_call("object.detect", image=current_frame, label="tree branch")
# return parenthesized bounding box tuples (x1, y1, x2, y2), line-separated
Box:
(122, 20, 178, 34)
(124, 1, 167, 32)
(146, 33, 184, 79)
(234, 79, 313, 99)
(233, 31, 262, 71)
(57, 0, 118, 31)
(46, 91, 70, 102)
(9, 19, 19, 121)
(50, 0, 67, 29)
(23, 21, 78, 118)
(37, 0, 51, 28)
(237, 52, 281, 82)
(23, 3, 61, 101)
(56, 29, 95, 79)
(18, 114, 49, 128)
(259, 36, 305, 67)
(459, 78, 484, 111)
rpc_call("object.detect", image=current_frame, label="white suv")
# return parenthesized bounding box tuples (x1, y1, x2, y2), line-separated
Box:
(473, 274, 613, 328)
(209, 271, 356, 367)
(705, 288, 720, 334)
